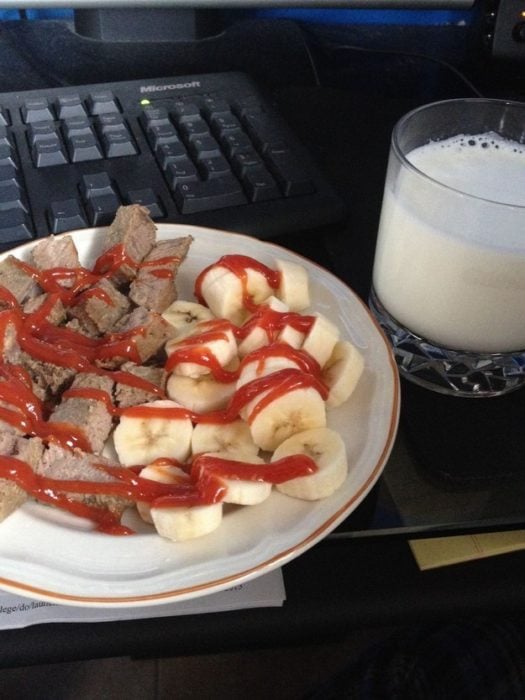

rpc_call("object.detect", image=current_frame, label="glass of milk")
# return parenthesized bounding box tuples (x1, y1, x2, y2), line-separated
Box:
(369, 98, 525, 397)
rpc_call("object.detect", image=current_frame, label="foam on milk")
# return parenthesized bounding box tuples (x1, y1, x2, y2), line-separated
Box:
(408, 132, 525, 207)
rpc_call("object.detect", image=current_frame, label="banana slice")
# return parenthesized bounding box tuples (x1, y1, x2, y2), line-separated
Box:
(165, 321, 238, 379)
(277, 323, 305, 349)
(248, 383, 327, 452)
(136, 463, 189, 523)
(151, 501, 223, 542)
(237, 296, 289, 358)
(237, 353, 302, 390)
(198, 263, 273, 325)
(272, 427, 347, 500)
(301, 313, 340, 368)
(166, 372, 237, 414)
(113, 399, 193, 466)
(200, 451, 272, 505)
(323, 340, 365, 408)
(276, 259, 310, 311)
(161, 300, 214, 339)
(198, 264, 245, 324)
(191, 419, 259, 457)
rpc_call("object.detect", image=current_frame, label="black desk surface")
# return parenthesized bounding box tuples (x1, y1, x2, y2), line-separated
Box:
(0, 16, 523, 669)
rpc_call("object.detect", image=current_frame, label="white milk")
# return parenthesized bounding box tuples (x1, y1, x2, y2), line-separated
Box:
(373, 133, 525, 353)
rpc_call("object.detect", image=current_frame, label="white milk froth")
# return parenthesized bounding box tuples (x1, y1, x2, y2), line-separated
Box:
(373, 132, 525, 353)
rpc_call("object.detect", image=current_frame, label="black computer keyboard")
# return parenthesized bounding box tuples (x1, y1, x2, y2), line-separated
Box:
(0, 71, 345, 247)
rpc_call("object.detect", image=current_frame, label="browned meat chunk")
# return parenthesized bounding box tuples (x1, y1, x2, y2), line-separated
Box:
(114, 362, 167, 408)
(97, 204, 156, 286)
(23, 293, 67, 326)
(0, 311, 21, 365)
(30, 235, 80, 284)
(98, 307, 174, 368)
(68, 277, 131, 335)
(20, 352, 76, 402)
(47, 372, 115, 454)
(0, 435, 44, 521)
(35, 443, 132, 516)
(0, 255, 41, 305)
(129, 236, 192, 313)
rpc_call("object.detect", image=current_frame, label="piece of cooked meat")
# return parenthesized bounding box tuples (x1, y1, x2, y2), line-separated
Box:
(129, 236, 192, 313)
(97, 306, 175, 368)
(23, 293, 67, 326)
(0, 311, 22, 365)
(47, 372, 115, 454)
(0, 255, 41, 305)
(114, 362, 167, 408)
(97, 204, 157, 286)
(0, 435, 44, 522)
(30, 235, 80, 283)
(19, 352, 76, 402)
(35, 442, 132, 516)
(68, 277, 131, 335)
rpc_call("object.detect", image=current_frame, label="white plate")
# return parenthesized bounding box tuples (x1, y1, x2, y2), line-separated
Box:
(0, 224, 399, 607)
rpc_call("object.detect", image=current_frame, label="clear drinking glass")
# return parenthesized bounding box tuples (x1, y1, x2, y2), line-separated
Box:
(369, 98, 525, 397)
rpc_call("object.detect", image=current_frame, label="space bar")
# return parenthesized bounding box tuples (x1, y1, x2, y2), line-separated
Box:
(174, 177, 247, 214)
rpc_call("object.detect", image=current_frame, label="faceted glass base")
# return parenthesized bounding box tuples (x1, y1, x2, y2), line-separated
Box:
(369, 288, 525, 398)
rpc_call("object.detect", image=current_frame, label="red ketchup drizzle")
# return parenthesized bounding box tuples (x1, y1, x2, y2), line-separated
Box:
(238, 305, 314, 342)
(109, 370, 165, 399)
(93, 243, 137, 276)
(164, 320, 237, 382)
(195, 255, 280, 313)
(61, 387, 118, 416)
(192, 453, 317, 484)
(240, 343, 321, 377)
(138, 255, 181, 280)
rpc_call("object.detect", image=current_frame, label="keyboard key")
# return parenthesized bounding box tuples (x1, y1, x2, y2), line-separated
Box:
(265, 148, 316, 197)
(32, 139, 68, 168)
(27, 121, 59, 146)
(174, 175, 246, 214)
(86, 90, 120, 116)
(80, 171, 116, 200)
(0, 108, 9, 127)
(67, 133, 104, 162)
(48, 198, 87, 233)
(220, 130, 252, 158)
(198, 154, 230, 179)
(63, 117, 93, 138)
(0, 183, 27, 212)
(102, 131, 137, 158)
(147, 123, 179, 149)
(126, 188, 164, 218)
(140, 106, 171, 129)
(85, 192, 121, 226)
(241, 166, 280, 202)
(0, 143, 16, 168)
(166, 158, 198, 188)
(21, 98, 54, 124)
(188, 134, 221, 159)
(209, 112, 241, 136)
(178, 118, 209, 141)
(0, 208, 33, 242)
(171, 101, 201, 121)
(0, 126, 12, 148)
(97, 113, 128, 132)
(231, 148, 263, 177)
(155, 141, 187, 169)
(56, 95, 87, 120)
(0, 164, 19, 187)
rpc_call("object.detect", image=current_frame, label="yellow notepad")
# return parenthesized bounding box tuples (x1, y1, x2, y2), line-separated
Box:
(409, 530, 525, 570)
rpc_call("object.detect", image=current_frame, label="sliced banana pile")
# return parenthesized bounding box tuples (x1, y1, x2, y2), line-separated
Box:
(112, 255, 365, 542)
